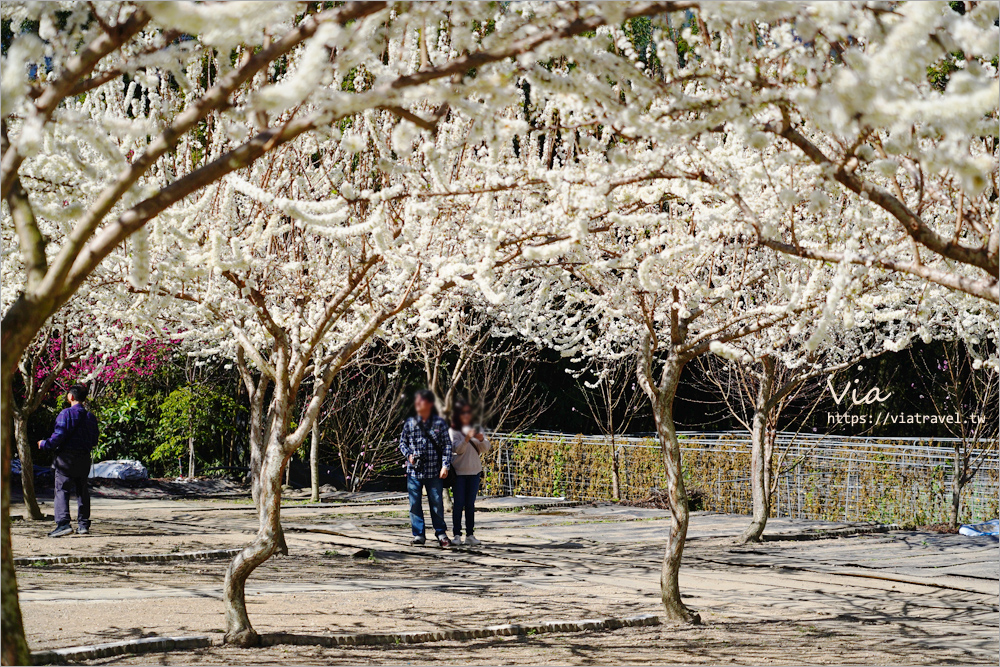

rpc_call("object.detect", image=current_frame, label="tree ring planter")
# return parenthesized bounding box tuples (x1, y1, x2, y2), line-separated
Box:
(32, 636, 211, 665)
(257, 614, 662, 649)
(30, 614, 661, 663)
(14, 548, 242, 567)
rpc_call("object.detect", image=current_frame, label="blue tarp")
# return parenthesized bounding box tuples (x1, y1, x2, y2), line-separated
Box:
(10, 460, 54, 486)
(958, 519, 999, 538)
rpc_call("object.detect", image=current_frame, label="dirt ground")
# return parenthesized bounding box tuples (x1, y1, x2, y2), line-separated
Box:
(10, 492, 998, 665)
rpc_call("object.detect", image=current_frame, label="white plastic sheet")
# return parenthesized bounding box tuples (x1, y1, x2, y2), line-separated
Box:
(89, 459, 149, 480)
(958, 519, 999, 537)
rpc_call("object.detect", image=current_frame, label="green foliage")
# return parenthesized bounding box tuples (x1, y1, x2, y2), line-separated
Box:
(625, 16, 654, 69)
(552, 444, 566, 497)
(94, 393, 159, 462)
(152, 385, 244, 472)
(926, 51, 965, 91)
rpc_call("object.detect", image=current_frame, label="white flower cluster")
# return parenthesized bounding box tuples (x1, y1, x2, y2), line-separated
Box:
(2, 0, 995, 439)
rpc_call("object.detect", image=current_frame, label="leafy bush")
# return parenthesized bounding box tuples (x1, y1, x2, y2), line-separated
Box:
(94, 393, 160, 462)
(153, 385, 244, 476)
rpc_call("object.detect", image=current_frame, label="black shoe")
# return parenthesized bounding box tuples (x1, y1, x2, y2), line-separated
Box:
(76, 526, 89, 535)
(412, 535, 426, 546)
(47, 525, 73, 538)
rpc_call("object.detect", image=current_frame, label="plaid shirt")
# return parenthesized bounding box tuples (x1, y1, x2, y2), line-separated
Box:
(398, 415, 452, 480)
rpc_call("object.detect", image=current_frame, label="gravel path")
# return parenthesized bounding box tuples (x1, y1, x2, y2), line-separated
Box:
(11, 495, 998, 664)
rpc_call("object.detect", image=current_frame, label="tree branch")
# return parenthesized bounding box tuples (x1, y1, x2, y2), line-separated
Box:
(5, 176, 47, 291)
(760, 237, 999, 304)
(36, 1, 386, 301)
(769, 119, 998, 276)
(1, 6, 152, 198)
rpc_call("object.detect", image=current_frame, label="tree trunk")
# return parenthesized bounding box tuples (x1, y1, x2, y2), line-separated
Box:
(950, 447, 963, 528)
(610, 437, 621, 501)
(310, 421, 320, 503)
(739, 356, 775, 544)
(188, 434, 195, 478)
(13, 412, 44, 520)
(224, 443, 288, 646)
(248, 400, 267, 502)
(249, 404, 288, 557)
(639, 353, 700, 624)
(2, 374, 32, 665)
(950, 486, 962, 528)
(424, 483, 453, 512)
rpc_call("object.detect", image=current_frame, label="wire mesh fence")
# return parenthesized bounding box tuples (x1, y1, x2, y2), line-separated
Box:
(480, 431, 1000, 525)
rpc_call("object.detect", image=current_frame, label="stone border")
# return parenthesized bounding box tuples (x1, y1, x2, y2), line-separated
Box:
(763, 523, 900, 542)
(259, 614, 661, 648)
(30, 614, 660, 663)
(32, 636, 211, 665)
(14, 548, 241, 566)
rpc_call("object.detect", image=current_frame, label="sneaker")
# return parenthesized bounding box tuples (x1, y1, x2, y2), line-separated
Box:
(453, 535, 464, 546)
(412, 535, 426, 546)
(437, 535, 452, 548)
(47, 525, 73, 538)
(465, 535, 482, 547)
(76, 526, 89, 535)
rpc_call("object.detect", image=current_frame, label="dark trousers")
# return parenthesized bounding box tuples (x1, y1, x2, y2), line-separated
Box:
(54, 470, 90, 529)
(407, 475, 447, 537)
(453, 474, 480, 537)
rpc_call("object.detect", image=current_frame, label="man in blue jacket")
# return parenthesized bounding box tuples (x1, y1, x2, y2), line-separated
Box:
(38, 384, 98, 537)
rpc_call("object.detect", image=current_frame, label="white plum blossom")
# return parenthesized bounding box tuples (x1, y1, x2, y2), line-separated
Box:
(3, 3, 997, 660)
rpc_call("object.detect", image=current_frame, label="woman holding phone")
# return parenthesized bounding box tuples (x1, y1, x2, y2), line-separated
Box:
(449, 399, 491, 546)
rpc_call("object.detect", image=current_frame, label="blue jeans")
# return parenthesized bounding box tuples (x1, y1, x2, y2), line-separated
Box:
(453, 474, 480, 537)
(407, 476, 447, 537)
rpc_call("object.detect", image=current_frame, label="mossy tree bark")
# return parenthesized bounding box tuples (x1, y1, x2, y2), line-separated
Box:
(12, 414, 43, 521)
(310, 421, 320, 503)
(635, 288, 701, 625)
(223, 372, 293, 646)
(222, 281, 416, 644)
(734, 355, 857, 544)
(236, 348, 288, 557)
(738, 355, 776, 544)
(2, 374, 31, 665)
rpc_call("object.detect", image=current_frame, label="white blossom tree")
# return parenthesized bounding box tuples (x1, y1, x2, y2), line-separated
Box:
(527, 0, 998, 546)
(5, 1, 993, 657)
(553, 2, 998, 302)
(488, 87, 943, 618)
(695, 303, 940, 544)
(132, 93, 605, 641)
(0, 2, 699, 657)
(512, 248, 824, 621)
(499, 172, 819, 622)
